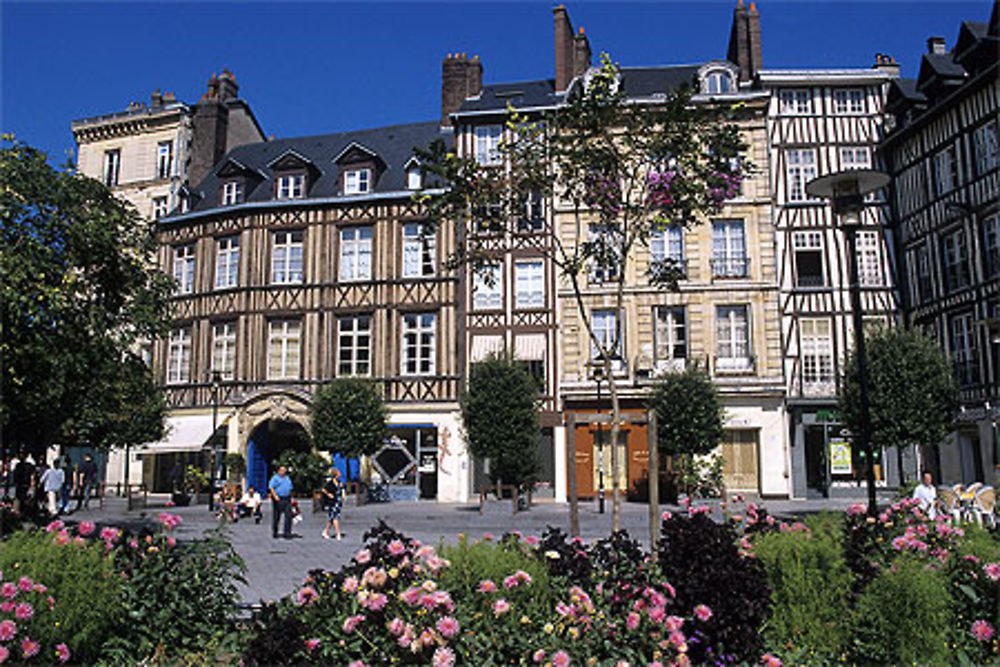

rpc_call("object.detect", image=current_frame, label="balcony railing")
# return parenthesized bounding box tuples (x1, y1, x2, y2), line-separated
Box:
(713, 354, 756, 374)
(711, 256, 750, 279)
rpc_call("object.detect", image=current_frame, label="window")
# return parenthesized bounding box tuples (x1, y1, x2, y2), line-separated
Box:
(779, 89, 812, 115)
(933, 145, 959, 195)
(800, 318, 834, 393)
(974, 121, 999, 176)
(650, 225, 684, 270)
(472, 265, 502, 311)
(152, 196, 168, 220)
(518, 191, 544, 233)
(856, 230, 882, 287)
(267, 319, 301, 380)
(103, 150, 120, 186)
(402, 223, 435, 278)
(338, 315, 371, 376)
(984, 214, 1000, 277)
(215, 235, 240, 289)
(793, 231, 825, 287)
(338, 226, 373, 281)
(786, 149, 818, 202)
(156, 141, 173, 179)
(703, 70, 732, 95)
(344, 168, 371, 195)
(840, 146, 871, 170)
(212, 322, 236, 381)
(271, 230, 303, 284)
(716, 305, 751, 371)
(474, 125, 502, 165)
(654, 306, 687, 369)
(943, 228, 971, 292)
(711, 220, 748, 278)
(173, 244, 195, 294)
(402, 312, 436, 375)
(833, 89, 865, 114)
(950, 313, 979, 386)
(407, 166, 422, 190)
(222, 180, 243, 206)
(916, 243, 933, 302)
(166, 328, 191, 384)
(591, 309, 623, 370)
(515, 260, 544, 309)
(589, 224, 622, 283)
(277, 173, 305, 199)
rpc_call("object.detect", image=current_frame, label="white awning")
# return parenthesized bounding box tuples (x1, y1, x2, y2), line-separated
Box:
(470, 335, 505, 362)
(141, 413, 232, 454)
(514, 334, 546, 361)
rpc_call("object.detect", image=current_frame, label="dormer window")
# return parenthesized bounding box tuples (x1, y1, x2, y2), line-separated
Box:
(344, 168, 371, 195)
(407, 166, 423, 190)
(702, 70, 733, 95)
(277, 173, 305, 199)
(222, 180, 243, 206)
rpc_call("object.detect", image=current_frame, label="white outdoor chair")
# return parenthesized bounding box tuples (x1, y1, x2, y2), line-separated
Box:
(973, 486, 996, 528)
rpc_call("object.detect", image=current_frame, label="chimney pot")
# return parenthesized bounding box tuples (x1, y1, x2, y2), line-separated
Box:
(927, 36, 947, 54)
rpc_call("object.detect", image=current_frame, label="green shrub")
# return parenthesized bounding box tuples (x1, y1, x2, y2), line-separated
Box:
(802, 512, 843, 542)
(851, 555, 953, 665)
(274, 449, 329, 496)
(0, 529, 123, 662)
(754, 529, 851, 662)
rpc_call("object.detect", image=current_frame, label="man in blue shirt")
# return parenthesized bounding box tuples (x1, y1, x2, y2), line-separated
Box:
(268, 465, 294, 539)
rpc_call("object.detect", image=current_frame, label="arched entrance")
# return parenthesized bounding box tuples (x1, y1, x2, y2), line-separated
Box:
(246, 419, 311, 492)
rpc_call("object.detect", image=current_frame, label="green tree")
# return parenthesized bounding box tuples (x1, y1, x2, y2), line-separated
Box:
(419, 54, 748, 531)
(310, 377, 387, 458)
(0, 137, 172, 455)
(840, 327, 957, 483)
(461, 351, 540, 487)
(648, 368, 725, 496)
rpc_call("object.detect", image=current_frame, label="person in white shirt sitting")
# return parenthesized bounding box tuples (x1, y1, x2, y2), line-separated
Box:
(237, 486, 263, 523)
(912, 470, 939, 519)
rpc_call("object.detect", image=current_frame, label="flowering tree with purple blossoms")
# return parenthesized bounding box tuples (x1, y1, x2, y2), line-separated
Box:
(418, 53, 749, 531)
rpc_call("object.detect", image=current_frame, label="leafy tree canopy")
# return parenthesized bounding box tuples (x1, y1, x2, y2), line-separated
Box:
(840, 327, 957, 454)
(310, 377, 387, 458)
(648, 368, 725, 457)
(0, 137, 172, 453)
(460, 351, 540, 487)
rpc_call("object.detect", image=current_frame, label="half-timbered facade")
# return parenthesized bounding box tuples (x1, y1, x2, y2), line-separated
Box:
(758, 66, 901, 498)
(882, 3, 1000, 485)
(151, 121, 469, 501)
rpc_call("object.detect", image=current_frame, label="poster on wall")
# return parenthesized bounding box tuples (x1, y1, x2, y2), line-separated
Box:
(830, 439, 853, 474)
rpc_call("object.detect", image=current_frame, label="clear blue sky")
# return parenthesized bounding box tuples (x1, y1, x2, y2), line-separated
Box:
(1, 1, 987, 164)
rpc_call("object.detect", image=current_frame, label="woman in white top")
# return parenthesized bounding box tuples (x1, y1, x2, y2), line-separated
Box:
(39, 459, 65, 516)
(912, 470, 938, 519)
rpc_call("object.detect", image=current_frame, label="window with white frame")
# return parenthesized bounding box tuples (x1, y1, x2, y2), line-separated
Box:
(276, 173, 305, 199)
(402, 312, 436, 375)
(215, 235, 240, 289)
(711, 219, 748, 278)
(833, 89, 865, 114)
(402, 223, 435, 278)
(472, 265, 502, 311)
(856, 230, 882, 287)
(589, 224, 622, 283)
(222, 180, 243, 206)
(339, 226, 373, 281)
(716, 305, 751, 370)
(800, 317, 834, 393)
(840, 146, 872, 170)
(407, 166, 422, 190)
(786, 149, 818, 202)
(950, 312, 979, 386)
(271, 230, 303, 284)
(654, 306, 687, 368)
(974, 121, 999, 176)
(212, 322, 236, 381)
(943, 228, 971, 292)
(515, 260, 544, 309)
(779, 89, 812, 115)
(267, 319, 301, 380)
(173, 244, 195, 294)
(166, 327, 191, 384)
(702, 70, 732, 95)
(152, 196, 168, 220)
(650, 225, 684, 267)
(344, 168, 371, 195)
(793, 230, 825, 287)
(156, 141, 173, 179)
(103, 150, 120, 187)
(933, 145, 959, 195)
(474, 125, 502, 165)
(518, 190, 544, 232)
(591, 309, 623, 369)
(983, 214, 1000, 277)
(337, 315, 371, 376)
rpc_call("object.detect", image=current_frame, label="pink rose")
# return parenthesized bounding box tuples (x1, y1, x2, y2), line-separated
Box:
(0, 583, 14, 600)
(0, 619, 16, 641)
(436, 615, 460, 639)
(972, 620, 995, 642)
(77, 521, 95, 537)
(478, 579, 497, 594)
(304, 638, 320, 652)
(55, 643, 70, 664)
(432, 646, 456, 667)
(626, 611, 640, 630)
(20, 637, 39, 658)
(15, 577, 32, 592)
(552, 650, 571, 667)
(492, 598, 510, 616)
(694, 604, 713, 622)
(14, 603, 32, 621)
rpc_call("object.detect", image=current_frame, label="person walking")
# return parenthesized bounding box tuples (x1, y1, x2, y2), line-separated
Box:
(12, 454, 35, 516)
(321, 467, 345, 540)
(268, 466, 294, 539)
(75, 454, 98, 510)
(58, 457, 74, 514)
(39, 459, 64, 516)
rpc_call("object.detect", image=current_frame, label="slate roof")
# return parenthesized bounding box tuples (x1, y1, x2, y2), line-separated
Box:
(183, 120, 449, 214)
(618, 65, 701, 98)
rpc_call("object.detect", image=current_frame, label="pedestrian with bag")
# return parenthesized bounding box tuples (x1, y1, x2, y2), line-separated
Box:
(268, 466, 294, 539)
(321, 467, 345, 540)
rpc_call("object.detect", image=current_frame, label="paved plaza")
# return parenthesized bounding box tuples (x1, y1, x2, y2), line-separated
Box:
(71, 493, 874, 604)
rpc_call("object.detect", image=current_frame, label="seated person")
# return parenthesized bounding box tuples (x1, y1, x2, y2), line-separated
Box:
(237, 486, 263, 523)
(912, 470, 939, 519)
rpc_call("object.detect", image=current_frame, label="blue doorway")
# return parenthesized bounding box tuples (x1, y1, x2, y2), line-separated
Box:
(245, 420, 311, 492)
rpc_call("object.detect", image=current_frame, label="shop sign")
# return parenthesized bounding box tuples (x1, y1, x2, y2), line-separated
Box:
(830, 439, 852, 474)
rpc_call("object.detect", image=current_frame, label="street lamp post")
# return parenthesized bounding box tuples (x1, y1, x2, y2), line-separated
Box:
(208, 370, 221, 512)
(807, 169, 889, 517)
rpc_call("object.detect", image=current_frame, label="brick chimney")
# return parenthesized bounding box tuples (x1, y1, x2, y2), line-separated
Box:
(554, 5, 575, 92)
(927, 36, 947, 54)
(441, 53, 483, 127)
(190, 72, 231, 187)
(573, 26, 592, 78)
(727, 0, 763, 83)
(747, 2, 763, 79)
(150, 89, 163, 108)
(218, 68, 239, 102)
(873, 53, 900, 78)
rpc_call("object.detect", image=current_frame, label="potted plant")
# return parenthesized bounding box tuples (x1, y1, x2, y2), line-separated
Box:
(223, 452, 246, 487)
(273, 450, 329, 512)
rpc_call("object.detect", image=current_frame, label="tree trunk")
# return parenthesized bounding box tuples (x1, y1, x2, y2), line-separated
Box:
(567, 413, 580, 537)
(606, 354, 621, 533)
(647, 409, 659, 551)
